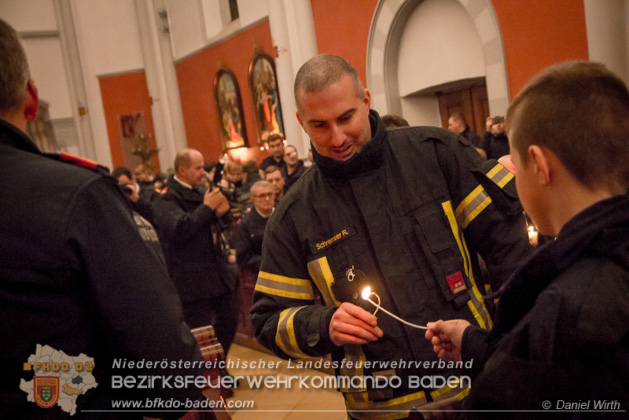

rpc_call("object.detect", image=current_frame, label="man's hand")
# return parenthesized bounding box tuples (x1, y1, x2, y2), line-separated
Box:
(122, 183, 139, 203)
(329, 302, 383, 346)
(485, 116, 494, 131)
(204, 188, 230, 216)
(425, 319, 471, 362)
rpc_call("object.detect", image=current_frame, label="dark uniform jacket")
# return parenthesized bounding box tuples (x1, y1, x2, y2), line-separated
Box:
(154, 176, 234, 302)
(480, 132, 510, 160)
(283, 159, 308, 190)
(460, 194, 629, 418)
(0, 119, 202, 418)
(460, 126, 481, 148)
(250, 110, 532, 417)
(259, 155, 286, 173)
(234, 208, 271, 273)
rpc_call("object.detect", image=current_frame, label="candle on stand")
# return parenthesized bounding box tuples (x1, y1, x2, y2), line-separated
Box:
(528, 226, 539, 246)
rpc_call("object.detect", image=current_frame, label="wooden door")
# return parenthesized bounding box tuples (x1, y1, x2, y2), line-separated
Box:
(437, 81, 489, 136)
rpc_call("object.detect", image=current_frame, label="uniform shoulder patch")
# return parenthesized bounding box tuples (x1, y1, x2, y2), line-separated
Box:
(58, 153, 108, 172)
(45, 152, 110, 174)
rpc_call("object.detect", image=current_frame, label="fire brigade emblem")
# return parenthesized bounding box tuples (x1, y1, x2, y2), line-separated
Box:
(34, 376, 59, 408)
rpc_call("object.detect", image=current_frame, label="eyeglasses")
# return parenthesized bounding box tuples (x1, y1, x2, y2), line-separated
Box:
(253, 192, 275, 199)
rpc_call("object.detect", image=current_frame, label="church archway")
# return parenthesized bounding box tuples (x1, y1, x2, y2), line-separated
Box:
(366, 0, 509, 125)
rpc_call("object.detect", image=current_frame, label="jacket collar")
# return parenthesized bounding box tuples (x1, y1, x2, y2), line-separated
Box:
(0, 118, 41, 154)
(312, 109, 387, 179)
(167, 175, 205, 199)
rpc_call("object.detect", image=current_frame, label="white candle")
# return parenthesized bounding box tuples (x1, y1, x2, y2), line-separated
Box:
(361, 286, 428, 330)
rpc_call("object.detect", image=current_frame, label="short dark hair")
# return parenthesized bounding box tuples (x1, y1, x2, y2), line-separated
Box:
(243, 160, 259, 174)
(111, 166, 133, 180)
(382, 114, 410, 128)
(267, 134, 284, 145)
(449, 112, 465, 123)
(507, 61, 629, 192)
(294, 54, 364, 111)
(204, 161, 218, 173)
(0, 19, 30, 116)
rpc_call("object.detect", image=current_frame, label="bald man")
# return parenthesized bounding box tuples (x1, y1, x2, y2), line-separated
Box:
(155, 148, 239, 356)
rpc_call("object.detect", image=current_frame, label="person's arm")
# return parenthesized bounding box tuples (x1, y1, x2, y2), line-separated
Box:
(249, 209, 383, 359)
(426, 319, 490, 381)
(66, 176, 203, 402)
(154, 189, 227, 243)
(435, 134, 533, 292)
(132, 194, 156, 225)
(250, 213, 333, 358)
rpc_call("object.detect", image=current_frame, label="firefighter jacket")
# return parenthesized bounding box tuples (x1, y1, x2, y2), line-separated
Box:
(460, 194, 629, 417)
(250, 110, 532, 417)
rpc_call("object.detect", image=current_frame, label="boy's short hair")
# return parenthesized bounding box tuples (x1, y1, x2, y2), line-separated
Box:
(507, 61, 629, 192)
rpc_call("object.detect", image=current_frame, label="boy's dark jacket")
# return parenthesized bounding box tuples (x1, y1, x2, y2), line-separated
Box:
(462, 193, 629, 417)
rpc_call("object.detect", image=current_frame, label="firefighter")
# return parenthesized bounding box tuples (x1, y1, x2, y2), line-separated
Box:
(250, 54, 532, 418)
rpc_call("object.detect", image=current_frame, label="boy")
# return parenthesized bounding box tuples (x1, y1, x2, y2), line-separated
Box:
(426, 61, 629, 416)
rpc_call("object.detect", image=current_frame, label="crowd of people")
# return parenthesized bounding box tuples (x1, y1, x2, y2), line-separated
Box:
(2, 14, 628, 419)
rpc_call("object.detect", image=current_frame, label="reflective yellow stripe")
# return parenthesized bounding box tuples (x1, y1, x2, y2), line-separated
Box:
(428, 371, 470, 402)
(345, 390, 427, 420)
(275, 306, 309, 358)
(442, 201, 492, 329)
(382, 390, 427, 407)
(486, 163, 514, 188)
(462, 239, 492, 329)
(339, 345, 367, 392)
(443, 201, 470, 277)
(467, 301, 486, 329)
(455, 387, 470, 400)
(255, 271, 314, 300)
(455, 185, 492, 229)
(456, 208, 493, 329)
(307, 257, 341, 307)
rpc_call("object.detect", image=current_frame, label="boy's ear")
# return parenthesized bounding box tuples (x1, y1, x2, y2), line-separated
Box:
(528, 145, 551, 186)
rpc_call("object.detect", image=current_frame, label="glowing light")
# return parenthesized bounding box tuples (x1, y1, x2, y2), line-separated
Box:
(361, 286, 371, 300)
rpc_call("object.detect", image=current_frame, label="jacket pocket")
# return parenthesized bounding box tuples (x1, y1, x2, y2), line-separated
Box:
(412, 202, 471, 309)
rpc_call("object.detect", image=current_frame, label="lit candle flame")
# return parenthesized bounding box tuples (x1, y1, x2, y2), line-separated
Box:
(361, 286, 371, 300)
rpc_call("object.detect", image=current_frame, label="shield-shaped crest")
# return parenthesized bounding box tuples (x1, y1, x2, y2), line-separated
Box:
(34, 376, 59, 408)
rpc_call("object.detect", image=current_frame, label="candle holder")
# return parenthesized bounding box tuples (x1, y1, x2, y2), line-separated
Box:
(361, 287, 428, 330)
